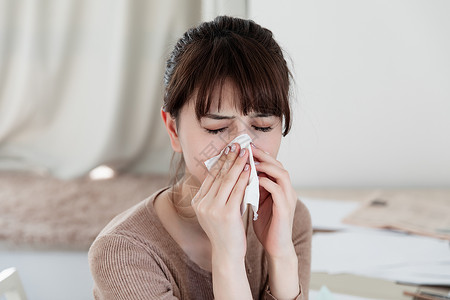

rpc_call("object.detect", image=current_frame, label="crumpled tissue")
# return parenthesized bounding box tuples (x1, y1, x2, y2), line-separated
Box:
(204, 134, 260, 220)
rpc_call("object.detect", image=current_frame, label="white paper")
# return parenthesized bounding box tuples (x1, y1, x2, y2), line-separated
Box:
(310, 286, 379, 300)
(343, 195, 450, 240)
(301, 197, 361, 231)
(204, 134, 259, 220)
(311, 229, 450, 285)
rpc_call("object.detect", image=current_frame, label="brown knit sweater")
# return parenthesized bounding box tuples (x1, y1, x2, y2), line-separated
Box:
(89, 186, 312, 300)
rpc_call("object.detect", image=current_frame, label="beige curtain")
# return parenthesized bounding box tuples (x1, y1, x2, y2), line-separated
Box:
(0, 0, 201, 179)
(202, 0, 247, 20)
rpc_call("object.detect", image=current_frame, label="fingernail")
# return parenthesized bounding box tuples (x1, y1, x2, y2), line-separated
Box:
(239, 148, 245, 157)
(224, 146, 230, 155)
(244, 164, 249, 171)
(254, 161, 260, 165)
(230, 143, 237, 152)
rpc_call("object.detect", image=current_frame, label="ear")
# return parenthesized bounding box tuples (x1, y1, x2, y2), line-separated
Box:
(161, 107, 182, 153)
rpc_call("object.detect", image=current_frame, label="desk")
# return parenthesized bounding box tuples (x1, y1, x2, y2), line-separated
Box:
(295, 188, 450, 300)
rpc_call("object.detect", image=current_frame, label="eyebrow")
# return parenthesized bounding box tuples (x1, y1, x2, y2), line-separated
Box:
(203, 113, 274, 120)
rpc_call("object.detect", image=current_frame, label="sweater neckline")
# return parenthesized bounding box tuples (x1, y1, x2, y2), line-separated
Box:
(145, 186, 213, 279)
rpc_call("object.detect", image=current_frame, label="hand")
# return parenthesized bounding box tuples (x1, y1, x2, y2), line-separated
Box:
(251, 143, 298, 259)
(191, 143, 251, 261)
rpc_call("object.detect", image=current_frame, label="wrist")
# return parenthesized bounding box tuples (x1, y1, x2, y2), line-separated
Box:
(211, 250, 252, 299)
(267, 251, 298, 275)
(211, 245, 246, 265)
(212, 250, 245, 271)
(266, 244, 297, 264)
(266, 246, 300, 300)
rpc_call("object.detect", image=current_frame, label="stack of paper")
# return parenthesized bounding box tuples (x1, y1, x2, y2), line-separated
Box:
(301, 197, 450, 286)
(300, 198, 361, 231)
(343, 196, 450, 240)
(309, 286, 380, 300)
(310, 286, 379, 300)
(311, 228, 450, 285)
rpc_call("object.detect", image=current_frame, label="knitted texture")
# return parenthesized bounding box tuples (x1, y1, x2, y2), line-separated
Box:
(89, 187, 312, 299)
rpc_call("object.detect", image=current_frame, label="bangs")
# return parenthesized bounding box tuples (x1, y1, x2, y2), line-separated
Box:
(190, 34, 290, 134)
(165, 20, 292, 136)
(163, 16, 294, 187)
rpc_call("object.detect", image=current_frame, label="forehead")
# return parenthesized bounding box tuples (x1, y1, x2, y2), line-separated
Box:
(187, 74, 283, 124)
(185, 79, 244, 115)
(205, 80, 240, 113)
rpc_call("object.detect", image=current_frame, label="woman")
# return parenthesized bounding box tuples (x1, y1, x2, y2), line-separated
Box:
(89, 16, 312, 300)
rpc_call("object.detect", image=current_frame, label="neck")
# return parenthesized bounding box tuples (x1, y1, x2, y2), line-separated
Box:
(169, 172, 203, 228)
(168, 171, 250, 234)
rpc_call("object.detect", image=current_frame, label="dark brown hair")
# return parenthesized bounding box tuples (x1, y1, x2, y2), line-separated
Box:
(163, 15, 293, 185)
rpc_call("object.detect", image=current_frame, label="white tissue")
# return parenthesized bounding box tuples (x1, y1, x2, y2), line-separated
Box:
(204, 134, 259, 220)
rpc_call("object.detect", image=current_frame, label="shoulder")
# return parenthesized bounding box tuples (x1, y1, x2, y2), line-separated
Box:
(94, 186, 170, 242)
(89, 187, 171, 265)
(88, 195, 160, 268)
(88, 187, 178, 298)
(89, 233, 176, 299)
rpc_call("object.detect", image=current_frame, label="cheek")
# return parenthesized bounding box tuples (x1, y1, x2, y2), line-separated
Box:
(253, 133, 282, 158)
(182, 136, 227, 176)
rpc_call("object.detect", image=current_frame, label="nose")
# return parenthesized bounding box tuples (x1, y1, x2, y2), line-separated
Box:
(228, 119, 252, 140)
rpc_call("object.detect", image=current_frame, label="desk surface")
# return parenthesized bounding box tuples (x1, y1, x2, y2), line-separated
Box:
(295, 188, 450, 202)
(294, 188, 450, 300)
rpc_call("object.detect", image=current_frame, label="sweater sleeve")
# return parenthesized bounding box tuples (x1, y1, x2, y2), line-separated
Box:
(293, 199, 312, 300)
(261, 199, 312, 300)
(89, 234, 179, 300)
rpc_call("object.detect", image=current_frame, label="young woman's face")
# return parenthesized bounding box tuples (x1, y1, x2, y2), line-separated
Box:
(176, 81, 283, 185)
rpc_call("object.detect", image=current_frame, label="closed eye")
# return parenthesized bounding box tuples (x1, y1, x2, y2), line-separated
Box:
(205, 127, 226, 134)
(253, 126, 272, 132)
(205, 126, 273, 135)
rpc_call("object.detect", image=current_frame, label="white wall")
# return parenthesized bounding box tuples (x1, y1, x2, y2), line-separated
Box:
(249, 0, 450, 188)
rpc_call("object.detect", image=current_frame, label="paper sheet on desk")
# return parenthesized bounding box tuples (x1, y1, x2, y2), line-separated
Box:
(301, 198, 361, 231)
(343, 196, 450, 240)
(312, 229, 450, 285)
(310, 286, 378, 300)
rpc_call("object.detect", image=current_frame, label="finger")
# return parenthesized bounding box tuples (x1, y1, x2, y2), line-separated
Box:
(194, 145, 231, 203)
(254, 161, 292, 192)
(258, 176, 286, 211)
(207, 143, 242, 199)
(250, 143, 283, 168)
(227, 163, 251, 210)
(216, 143, 241, 180)
(214, 147, 249, 202)
(191, 146, 230, 206)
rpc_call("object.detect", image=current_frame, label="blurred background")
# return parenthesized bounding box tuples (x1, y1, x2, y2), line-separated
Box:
(1, 0, 449, 188)
(0, 0, 449, 299)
